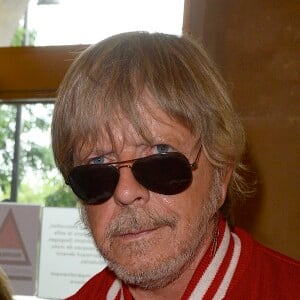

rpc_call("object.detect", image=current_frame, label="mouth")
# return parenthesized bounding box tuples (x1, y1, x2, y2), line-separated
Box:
(117, 227, 161, 241)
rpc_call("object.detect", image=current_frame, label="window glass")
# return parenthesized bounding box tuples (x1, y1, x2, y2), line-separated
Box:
(0, 105, 15, 199)
(0, 102, 76, 207)
(23, 0, 184, 46)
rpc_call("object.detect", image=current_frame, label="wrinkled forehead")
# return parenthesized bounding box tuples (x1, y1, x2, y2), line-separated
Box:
(73, 92, 185, 161)
(92, 111, 154, 151)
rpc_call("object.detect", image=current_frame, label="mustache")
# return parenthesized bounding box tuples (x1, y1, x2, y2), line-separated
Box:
(105, 207, 178, 238)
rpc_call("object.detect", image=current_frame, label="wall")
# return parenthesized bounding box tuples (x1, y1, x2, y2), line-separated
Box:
(0, 0, 30, 46)
(184, 0, 299, 259)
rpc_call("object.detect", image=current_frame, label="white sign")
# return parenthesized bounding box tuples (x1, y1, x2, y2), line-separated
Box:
(0, 203, 41, 295)
(38, 207, 106, 299)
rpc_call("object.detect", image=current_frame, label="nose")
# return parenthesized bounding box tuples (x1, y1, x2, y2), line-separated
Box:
(113, 164, 150, 206)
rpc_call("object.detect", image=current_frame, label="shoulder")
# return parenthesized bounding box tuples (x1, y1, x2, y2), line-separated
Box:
(236, 226, 300, 274)
(66, 267, 115, 299)
(253, 237, 300, 279)
(227, 226, 300, 299)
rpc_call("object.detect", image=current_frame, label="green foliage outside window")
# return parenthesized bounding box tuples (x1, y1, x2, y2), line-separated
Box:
(0, 20, 76, 207)
(0, 106, 15, 197)
(0, 104, 76, 207)
(11, 27, 37, 46)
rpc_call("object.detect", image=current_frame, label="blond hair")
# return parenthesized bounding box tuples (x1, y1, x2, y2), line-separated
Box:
(0, 268, 13, 300)
(52, 32, 248, 218)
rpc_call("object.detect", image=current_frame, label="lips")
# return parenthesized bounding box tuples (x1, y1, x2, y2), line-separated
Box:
(116, 227, 160, 240)
(105, 208, 178, 240)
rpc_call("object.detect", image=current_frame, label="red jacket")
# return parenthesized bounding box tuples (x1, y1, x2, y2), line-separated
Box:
(67, 220, 300, 299)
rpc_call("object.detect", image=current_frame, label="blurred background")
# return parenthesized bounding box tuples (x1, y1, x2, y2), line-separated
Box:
(0, 0, 299, 297)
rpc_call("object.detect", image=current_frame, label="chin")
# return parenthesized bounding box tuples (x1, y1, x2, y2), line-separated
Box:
(101, 238, 200, 290)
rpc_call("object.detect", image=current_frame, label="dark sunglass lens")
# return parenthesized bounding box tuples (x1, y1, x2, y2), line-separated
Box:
(68, 164, 119, 204)
(132, 153, 192, 195)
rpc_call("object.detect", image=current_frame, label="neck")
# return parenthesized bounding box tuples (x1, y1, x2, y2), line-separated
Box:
(128, 219, 216, 300)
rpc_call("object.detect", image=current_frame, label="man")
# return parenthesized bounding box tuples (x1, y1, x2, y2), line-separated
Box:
(52, 32, 299, 299)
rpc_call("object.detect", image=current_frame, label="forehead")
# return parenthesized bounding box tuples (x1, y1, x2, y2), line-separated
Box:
(76, 93, 195, 157)
(108, 108, 189, 147)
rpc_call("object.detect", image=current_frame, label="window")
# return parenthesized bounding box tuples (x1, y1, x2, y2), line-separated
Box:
(0, 0, 186, 206)
(0, 102, 76, 206)
(11, 0, 185, 47)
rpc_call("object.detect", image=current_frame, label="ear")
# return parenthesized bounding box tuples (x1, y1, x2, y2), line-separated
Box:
(219, 165, 233, 206)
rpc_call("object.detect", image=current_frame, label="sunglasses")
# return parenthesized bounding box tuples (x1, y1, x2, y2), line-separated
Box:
(67, 146, 202, 205)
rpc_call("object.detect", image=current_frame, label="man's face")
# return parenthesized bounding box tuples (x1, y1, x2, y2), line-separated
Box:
(78, 95, 226, 289)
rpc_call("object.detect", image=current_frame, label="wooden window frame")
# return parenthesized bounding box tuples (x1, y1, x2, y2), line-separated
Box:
(0, 45, 88, 100)
(0, 0, 203, 101)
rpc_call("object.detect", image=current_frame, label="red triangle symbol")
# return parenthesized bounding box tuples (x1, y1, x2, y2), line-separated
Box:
(0, 209, 31, 265)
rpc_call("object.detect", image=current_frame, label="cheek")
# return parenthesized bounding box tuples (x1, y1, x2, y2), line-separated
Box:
(152, 166, 215, 224)
(160, 179, 211, 215)
(85, 203, 114, 242)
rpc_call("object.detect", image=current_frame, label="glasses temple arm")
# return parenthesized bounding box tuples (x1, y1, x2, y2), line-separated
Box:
(191, 145, 202, 170)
